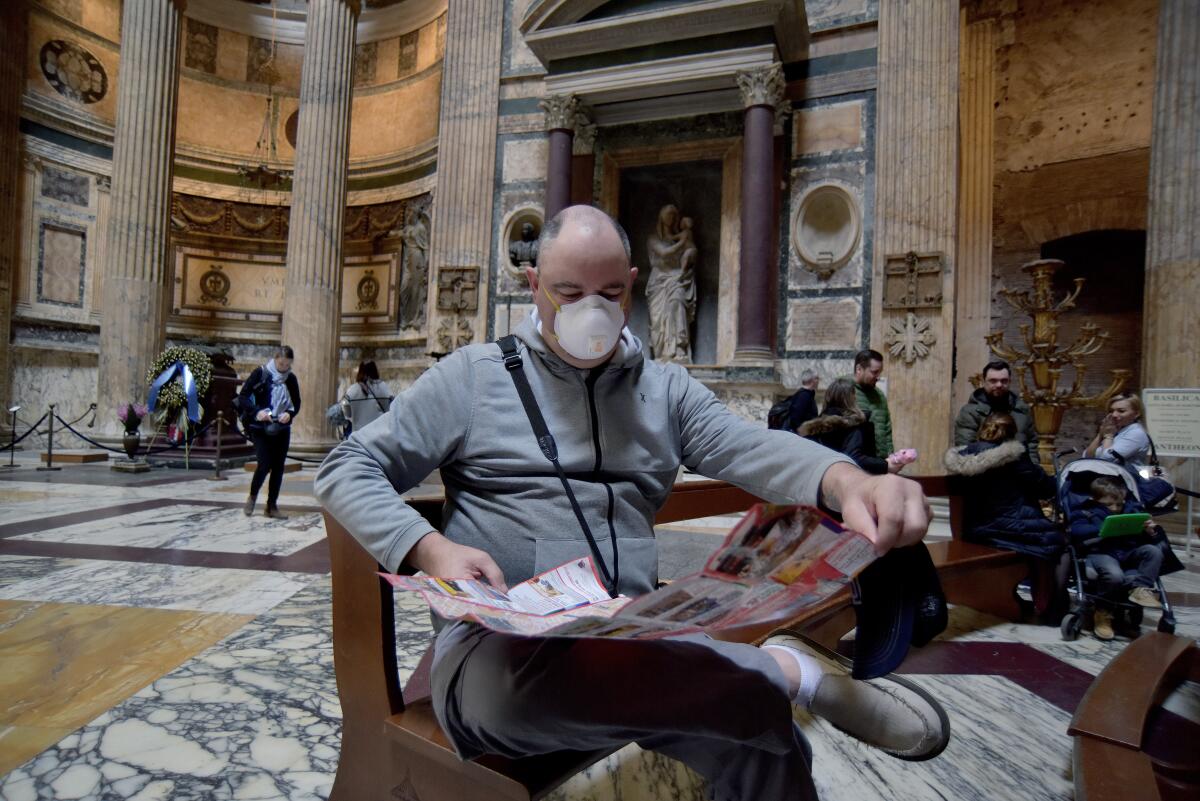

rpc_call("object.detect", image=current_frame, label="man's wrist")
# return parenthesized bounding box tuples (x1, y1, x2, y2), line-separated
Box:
(405, 529, 445, 573)
(818, 461, 862, 514)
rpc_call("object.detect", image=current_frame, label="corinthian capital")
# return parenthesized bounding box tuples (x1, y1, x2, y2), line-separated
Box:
(540, 94, 580, 132)
(736, 63, 786, 110)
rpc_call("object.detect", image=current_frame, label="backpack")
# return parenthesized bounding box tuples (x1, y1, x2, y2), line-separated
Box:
(767, 394, 795, 430)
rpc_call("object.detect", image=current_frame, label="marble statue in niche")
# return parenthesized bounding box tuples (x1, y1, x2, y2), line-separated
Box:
(645, 204, 698, 363)
(398, 206, 430, 329)
(509, 222, 539, 271)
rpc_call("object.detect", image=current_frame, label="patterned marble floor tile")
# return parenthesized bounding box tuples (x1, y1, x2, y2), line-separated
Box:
(803, 674, 1074, 801)
(0, 561, 316, 615)
(0, 600, 252, 775)
(0, 578, 347, 801)
(11, 505, 325, 556)
(0, 557, 89, 589)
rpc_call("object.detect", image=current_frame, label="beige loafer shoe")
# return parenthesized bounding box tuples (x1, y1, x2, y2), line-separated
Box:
(764, 631, 950, 762)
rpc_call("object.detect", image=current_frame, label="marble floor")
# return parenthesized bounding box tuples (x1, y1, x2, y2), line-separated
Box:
(0, 450, 1197, 801)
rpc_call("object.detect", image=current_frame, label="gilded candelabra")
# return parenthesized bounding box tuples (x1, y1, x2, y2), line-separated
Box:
(984, 259, 1130, 471)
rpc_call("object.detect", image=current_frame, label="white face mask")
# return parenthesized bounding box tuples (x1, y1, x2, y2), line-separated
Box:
(540, 285, 626, 360)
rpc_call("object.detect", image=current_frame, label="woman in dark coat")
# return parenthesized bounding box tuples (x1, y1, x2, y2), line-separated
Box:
(238, 345, 301, 519)
(944, 412, 1066, 616)
(798, 378, 897, 475)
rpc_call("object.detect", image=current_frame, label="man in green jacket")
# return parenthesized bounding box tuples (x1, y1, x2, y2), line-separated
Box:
(852, 349, 894, 457)
(953, 359, 1039, 462)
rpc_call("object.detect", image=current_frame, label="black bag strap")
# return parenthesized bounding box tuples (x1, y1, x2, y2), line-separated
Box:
(497, 335, 619, 597)
(363, 381, 387, 414)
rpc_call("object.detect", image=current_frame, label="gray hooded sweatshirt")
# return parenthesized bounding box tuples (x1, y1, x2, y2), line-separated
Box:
(314, 317, 851, 596)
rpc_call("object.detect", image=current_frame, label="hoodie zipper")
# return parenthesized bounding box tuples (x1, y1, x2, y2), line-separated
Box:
(585, 368, 619, 588)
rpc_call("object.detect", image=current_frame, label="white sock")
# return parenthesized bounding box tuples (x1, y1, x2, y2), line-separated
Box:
(763, 645, 826, 709)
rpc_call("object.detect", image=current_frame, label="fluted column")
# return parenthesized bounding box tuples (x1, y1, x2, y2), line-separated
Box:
(872, 0, 959, 474)
(954, 12, 996, 411)
(0, 2, 28, 429)
(1142, 0, 1200, 389)
(280, 0, 359, 449)
(427, 1, 503, 353)
(540, 94, 578, 221)
(734, 63, 785, 361)
(96, 0, 185, 437)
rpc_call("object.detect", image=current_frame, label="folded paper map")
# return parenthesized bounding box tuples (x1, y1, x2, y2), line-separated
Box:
(381, 504, 875, 640)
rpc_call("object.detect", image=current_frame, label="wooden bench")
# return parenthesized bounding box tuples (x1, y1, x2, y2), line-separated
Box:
(1068, 632, 1200, 800)
(324, 477, 1027, 801)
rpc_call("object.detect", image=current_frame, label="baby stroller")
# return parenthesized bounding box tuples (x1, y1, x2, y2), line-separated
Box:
(1055, 457, 1178, 640)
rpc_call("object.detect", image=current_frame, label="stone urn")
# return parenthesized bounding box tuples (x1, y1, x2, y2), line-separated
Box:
(122, 431, 140, 460)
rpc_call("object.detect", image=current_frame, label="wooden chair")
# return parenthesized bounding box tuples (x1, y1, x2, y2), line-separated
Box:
(325, 477, 1028, 801)
(1068, 632, 1200, 801)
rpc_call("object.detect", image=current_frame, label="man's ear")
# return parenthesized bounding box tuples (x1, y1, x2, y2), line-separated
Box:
(526, 265, 539, 292)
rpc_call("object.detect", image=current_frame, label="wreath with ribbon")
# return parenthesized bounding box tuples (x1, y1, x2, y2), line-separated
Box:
(145, 346, 211, 423)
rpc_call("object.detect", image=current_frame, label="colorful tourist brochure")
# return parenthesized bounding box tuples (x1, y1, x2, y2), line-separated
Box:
(380, 504, 876, 640)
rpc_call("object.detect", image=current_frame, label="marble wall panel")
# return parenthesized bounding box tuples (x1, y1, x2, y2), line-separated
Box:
(501, 137, 547, 184)
(807, 0, 877, 32)
(184, 18, 218, 75)
(353, 42, 378, 88)
(788, 161, 867, 290)
(793, 100, 864, 157)
(780, 357, 856, 392)
(786, 297, 862, 351)
(40, 165, 89, 207)
(397, 30, 419, 77)
(245, 39, 303, 91)
(710, 384, 778, 424)
(508, 0, 542, 73)
(215, 28, 249, 83)
(79, 0, 121, 43)
(375, 36, 400, 84)
(493, 302, 534, 338)
(10, 346, 99, 438)
(37, 222, 86, 307)
(178, 254, 286, 316)
(347, 71, 442, 161)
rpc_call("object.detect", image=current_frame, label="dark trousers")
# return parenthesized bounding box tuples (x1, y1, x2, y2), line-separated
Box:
(250, 427, 290, 508)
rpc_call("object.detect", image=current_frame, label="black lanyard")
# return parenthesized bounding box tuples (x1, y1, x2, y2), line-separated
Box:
(497, 336, 619, 597)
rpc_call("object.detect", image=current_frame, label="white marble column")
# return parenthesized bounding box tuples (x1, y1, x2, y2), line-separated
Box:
(280, 0, 359, 450)
(426, 0, 503, 353)
(0, 2, 28, 429)
(1142, 0, 1200, 389)
(954, 12, 996, 411)
(95, 0, 184, 436)
(872, 0, 959, 474)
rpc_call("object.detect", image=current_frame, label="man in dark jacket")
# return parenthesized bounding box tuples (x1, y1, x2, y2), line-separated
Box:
(954, 360, 1038, 462)
(786, 369, 820, 432)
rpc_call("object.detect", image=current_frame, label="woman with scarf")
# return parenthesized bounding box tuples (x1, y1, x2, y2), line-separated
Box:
(238, 346, 301, 518)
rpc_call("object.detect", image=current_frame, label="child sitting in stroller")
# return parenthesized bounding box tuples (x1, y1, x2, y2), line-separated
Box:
(1064, 469, 1182, 640)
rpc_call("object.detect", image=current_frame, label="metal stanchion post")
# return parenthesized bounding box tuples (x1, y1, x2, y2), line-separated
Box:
(3, 406, 18, 469)
(208, 412, 227, 482)
(37, 403, 60, 472)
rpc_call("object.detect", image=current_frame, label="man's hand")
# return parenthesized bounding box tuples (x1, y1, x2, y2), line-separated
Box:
(278, 412, 291, 424)
(406, 530, 508, 591)
(256, 409, 271, 422)
(821, 462, 930, 555)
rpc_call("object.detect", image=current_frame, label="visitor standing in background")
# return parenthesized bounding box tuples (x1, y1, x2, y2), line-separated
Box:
(342, 360, 392, 433)
(239, 345, 301, 519)
(851, 349, 894, 457)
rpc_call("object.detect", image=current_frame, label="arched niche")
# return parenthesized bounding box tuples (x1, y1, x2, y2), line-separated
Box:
(500, 206, 544, 285)
(791, 183, 860, 280)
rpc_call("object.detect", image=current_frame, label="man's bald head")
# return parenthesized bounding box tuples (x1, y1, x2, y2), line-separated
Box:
(525, 205, 638, 368)
(536, 205, 631, 269)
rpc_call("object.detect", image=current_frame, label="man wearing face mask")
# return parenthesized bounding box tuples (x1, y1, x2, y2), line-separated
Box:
(315, 206, 943, 800)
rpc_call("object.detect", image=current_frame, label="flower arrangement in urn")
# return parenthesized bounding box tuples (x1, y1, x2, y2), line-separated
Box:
(116, 403, 149, 460)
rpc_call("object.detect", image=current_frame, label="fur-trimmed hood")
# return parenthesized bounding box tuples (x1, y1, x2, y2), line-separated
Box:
(798, 409, 866, 437)
(943, 439, 1025, 476)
